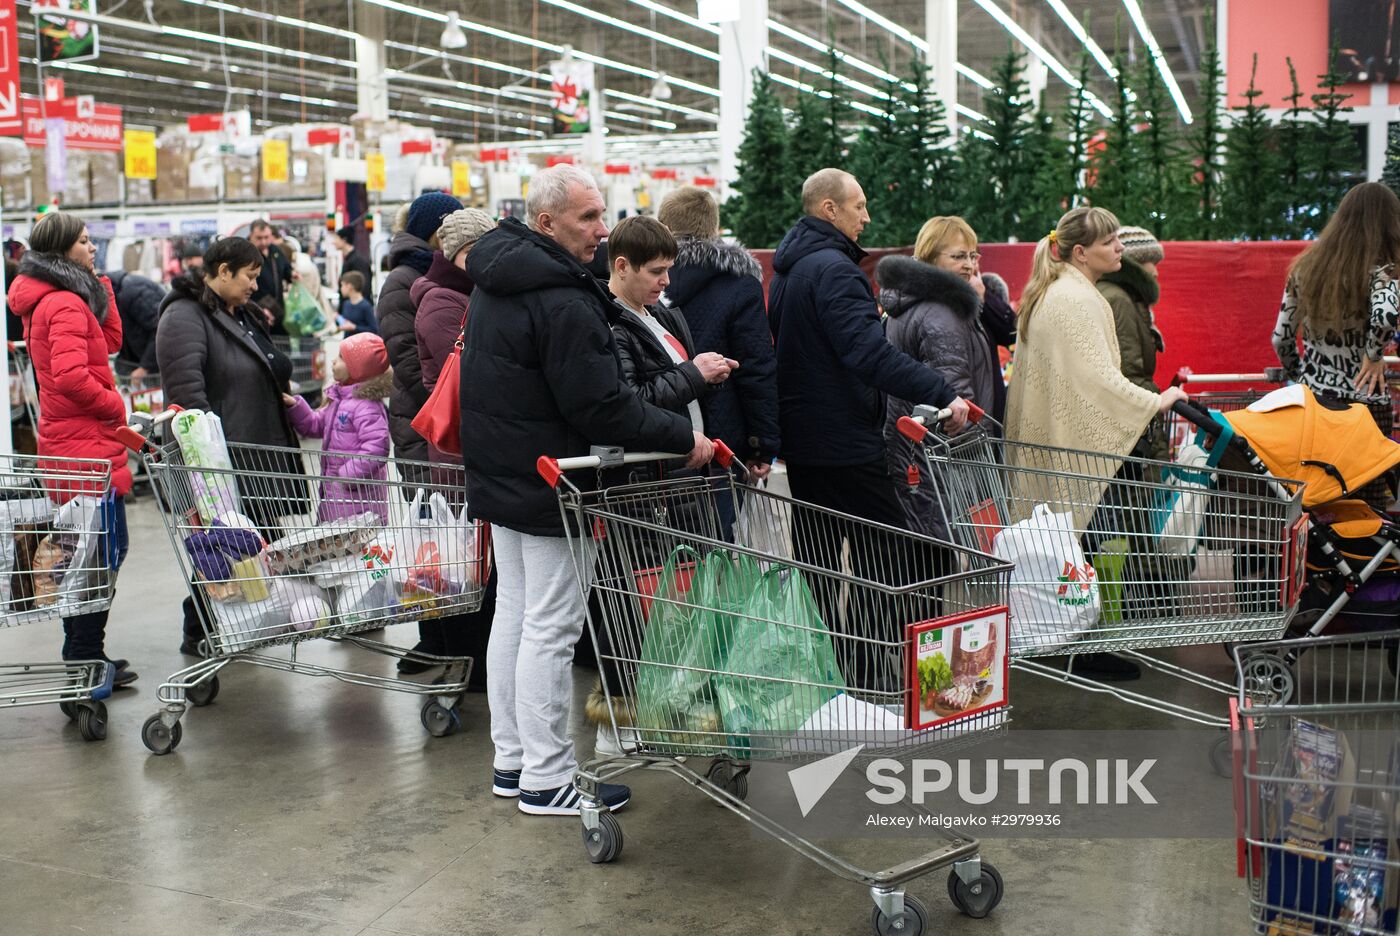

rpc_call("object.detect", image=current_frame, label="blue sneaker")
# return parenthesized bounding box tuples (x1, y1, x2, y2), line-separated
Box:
(517, 782, 631, 816)
(492, 768, 522, 798)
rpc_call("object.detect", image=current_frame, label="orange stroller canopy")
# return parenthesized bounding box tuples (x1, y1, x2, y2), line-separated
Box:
(1223, 386, 1400, 508)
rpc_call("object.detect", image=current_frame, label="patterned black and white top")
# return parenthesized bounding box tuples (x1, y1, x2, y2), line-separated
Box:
(1272, 265, 1400, 403)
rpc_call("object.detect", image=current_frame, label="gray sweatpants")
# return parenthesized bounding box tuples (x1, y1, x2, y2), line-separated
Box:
(488, 525, 595, 791)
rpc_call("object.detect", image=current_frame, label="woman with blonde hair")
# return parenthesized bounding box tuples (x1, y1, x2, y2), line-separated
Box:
(880, 215, 1001, 537)
(1004, 206, 1188, 682)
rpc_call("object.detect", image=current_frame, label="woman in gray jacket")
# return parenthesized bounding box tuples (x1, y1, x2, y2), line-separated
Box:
(880, 217, 1000, 539)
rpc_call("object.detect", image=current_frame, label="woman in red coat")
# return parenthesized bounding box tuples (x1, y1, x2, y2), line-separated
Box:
(8, 211, 135, 686)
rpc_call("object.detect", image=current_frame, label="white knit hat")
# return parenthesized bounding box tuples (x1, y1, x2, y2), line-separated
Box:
(438, 208, 496, 260)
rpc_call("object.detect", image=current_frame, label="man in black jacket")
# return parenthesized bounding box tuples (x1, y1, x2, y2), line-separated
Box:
(106, 270, 165, 380)
(769, 168, 970, 691)
(249, 219, 294, 334)
(461, 165, 710, 817)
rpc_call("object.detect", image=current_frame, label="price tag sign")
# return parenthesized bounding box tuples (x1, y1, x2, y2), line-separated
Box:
(123, 128, 156, 180)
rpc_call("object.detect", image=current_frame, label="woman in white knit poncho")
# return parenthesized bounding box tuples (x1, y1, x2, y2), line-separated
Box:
(1003, 206, 1189, 681)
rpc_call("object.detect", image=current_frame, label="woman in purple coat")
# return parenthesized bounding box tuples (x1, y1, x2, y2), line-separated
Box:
(283, 333, 393, 523)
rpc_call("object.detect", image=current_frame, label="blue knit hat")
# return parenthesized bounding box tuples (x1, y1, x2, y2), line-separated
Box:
(405, 192, 464, 242)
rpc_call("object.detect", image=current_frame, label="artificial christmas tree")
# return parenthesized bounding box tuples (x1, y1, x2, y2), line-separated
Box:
(721, 69, 795, 249)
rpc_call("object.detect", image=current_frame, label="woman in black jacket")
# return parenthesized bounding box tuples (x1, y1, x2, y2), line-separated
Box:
(157, 237, 308, 655)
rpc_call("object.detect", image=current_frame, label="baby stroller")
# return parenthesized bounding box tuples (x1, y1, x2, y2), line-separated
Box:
(1195, 386, 1400, 667)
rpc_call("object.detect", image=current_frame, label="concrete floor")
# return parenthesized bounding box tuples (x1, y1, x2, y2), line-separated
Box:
(0, 494, 1251, 936)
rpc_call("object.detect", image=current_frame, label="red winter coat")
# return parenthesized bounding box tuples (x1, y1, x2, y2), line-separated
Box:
(9, 254, 129, 499)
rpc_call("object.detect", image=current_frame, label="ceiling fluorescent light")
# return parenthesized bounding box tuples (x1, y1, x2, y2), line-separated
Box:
(440, 12, 468, 50)
(966, 0, 1112, 118)
(1043, 0, 1117, 79)
(1120, 0, 1194, 124)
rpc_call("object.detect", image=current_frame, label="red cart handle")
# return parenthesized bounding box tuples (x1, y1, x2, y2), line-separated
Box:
(537, 438, 734, 489)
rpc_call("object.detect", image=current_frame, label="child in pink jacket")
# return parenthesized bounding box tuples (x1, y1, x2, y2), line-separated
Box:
(284, 333, 393, 524)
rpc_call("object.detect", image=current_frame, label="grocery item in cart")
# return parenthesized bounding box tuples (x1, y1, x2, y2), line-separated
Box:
(171, 409, 243, 523)
(390, 492, 484, 612)
(908, 607, 1008, 729)
(262, 513, 380, 575)
(991, 503, 1098, 650)
(1332, 808, 1392, 936)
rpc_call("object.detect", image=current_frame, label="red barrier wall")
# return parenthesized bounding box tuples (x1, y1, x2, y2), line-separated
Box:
(753, 240, 1308, 390)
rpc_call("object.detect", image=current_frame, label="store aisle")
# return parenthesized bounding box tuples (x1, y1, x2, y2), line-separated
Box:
(0, 495, 1248, 936)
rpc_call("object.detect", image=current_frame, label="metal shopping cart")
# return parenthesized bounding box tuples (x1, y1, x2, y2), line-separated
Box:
(0, 454, 120, 741)
(111, 367, 164, 494)
(1233, 631, 1400, 935)
(540, 444, 1014, 933)
(898, 403, 1306, 740)
(122, 410, 489, 755)
(274, 334, 328, 405)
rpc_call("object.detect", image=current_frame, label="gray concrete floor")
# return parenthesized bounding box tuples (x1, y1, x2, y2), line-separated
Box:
(0, 494, 1250, 936)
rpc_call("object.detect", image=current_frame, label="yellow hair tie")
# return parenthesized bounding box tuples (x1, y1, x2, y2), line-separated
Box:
(1047, 230, 1058, 245)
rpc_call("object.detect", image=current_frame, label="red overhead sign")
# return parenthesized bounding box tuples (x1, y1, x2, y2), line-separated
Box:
(187, 112, 226, 133)
(649, 168, 677, 180)
(0, 0, 20, 136)
(546, 155, 575, 167)
(692, 175, 717, 187)
(306, 127, 342, 146)
(22, 96, 121, 151)
(479, 147, 508, 162)
(400, 138, 432, 156)
(603, 163, 631, 175)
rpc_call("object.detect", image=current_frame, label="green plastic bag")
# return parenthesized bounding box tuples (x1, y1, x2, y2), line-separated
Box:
(634, 548, 762, 753)
(283, 282, 326, 337)
(713, 566, 845, 753)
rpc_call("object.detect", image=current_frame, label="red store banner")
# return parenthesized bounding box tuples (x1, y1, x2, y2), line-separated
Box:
(0, 0, 21, 136)
(21, 95, 121, 151)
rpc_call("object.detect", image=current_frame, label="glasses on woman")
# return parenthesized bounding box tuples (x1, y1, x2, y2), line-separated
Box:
(943, 251, 981, 262)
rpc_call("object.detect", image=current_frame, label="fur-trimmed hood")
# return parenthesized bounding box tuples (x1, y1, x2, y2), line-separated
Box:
(1099, 255, 1160, 306)
(11, 252, 110, 321)
(663, 236, 763, 308)
(876, 255, 980, 321)
(351, 369, 394, 401)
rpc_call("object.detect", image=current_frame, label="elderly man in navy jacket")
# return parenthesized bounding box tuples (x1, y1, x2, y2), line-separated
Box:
(769, 168, 970, 690)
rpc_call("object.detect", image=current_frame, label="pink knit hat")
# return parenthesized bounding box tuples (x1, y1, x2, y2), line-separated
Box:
(339, 333, 389, 384)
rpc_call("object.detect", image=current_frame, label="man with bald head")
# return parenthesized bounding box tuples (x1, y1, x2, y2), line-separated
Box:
(768, 168, 970, 691)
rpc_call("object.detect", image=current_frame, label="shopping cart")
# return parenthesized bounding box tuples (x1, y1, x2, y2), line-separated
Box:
(0, 454, 120, 741)
(541, 444, 1014, 933)
(111, 366, 164, 493)
(274, 334, 328, 404)
(1164, 368, 1285, 460)
(122, 409, 490, 755)
(1233, 630, 1400, 935)
(897, 402, 1306, 735)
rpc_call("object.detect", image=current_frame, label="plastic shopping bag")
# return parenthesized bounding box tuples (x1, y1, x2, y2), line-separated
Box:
(283, 283, 327, 337)
(992, 503, 1099, 652)
(713, 566, 845, 749)
(171, 409, 243, 524)
(32, 494, 110, 614)
(392, 490, 480, 615)
(733, 474, 794, 562)
(0, 479, 53, 612)
(634, 547, 757, 752)
(1152, 417, 1233, 556)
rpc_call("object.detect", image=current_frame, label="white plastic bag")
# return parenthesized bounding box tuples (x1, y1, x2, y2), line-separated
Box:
(32, 495, 108, 614)
(1156, 440, 1215, 556)
(391, 490, 481, 613)
(733, 473, 794, 562)
(171, 409, 243, 523)
(992, 503, 1099, 652)
(0, 491, 53, 611)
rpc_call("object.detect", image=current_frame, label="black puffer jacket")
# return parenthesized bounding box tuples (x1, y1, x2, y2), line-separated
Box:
(663, 237, 779, 463)
(611, 299, 709, 415)
(106, 270, 165, 373)
(376, 231, 435, 463)
(878, 256, 999, 538)
(768, 216, 954, 467)
(460, 218, 693, 536)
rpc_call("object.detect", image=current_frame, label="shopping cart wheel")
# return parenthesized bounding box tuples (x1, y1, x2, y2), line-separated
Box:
(77, 701, 107, 742)
(1240, 653, 1295, 706)
(142, 714, 183, 755)
(947, 862, 1003, 919)
(58, 700, 78, 721)
(187, 675, 220, 707)
(705, 760, 749, 802)
(1210, 734, 1233, 779)
(870, 894, 927, 935)
(421, 701, 460, 737)
(582, 811, 623, 864)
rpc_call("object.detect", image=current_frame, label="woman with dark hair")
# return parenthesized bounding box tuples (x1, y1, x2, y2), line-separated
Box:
(157, 236, 308, 656)
(1274, 181, 1400, 436)
(8, 211, 135, 685)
